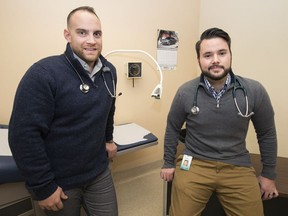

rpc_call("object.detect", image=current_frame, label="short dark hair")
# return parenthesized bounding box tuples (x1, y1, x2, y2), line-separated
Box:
(67, 6, 99, 28)
(195, 28, 231, 58)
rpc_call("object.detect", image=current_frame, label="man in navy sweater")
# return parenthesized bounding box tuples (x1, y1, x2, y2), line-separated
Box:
(9, 6, 118, 215)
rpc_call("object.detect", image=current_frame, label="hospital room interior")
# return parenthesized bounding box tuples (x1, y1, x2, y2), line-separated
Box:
(1, 0, 288, 215)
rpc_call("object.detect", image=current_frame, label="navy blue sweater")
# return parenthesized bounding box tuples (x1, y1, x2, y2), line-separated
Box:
(9, 44, 117, 200)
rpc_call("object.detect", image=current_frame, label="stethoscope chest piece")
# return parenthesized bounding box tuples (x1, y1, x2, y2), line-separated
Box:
(191, 106, 200, 115)
(64, 54, 116, 96)
(80, 84, 90, 94)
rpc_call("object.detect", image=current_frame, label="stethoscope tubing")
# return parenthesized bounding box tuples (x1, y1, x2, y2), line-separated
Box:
(64, 54, 116, 97)
(191, 76, 254, 118)
(102, 69, 116, 98)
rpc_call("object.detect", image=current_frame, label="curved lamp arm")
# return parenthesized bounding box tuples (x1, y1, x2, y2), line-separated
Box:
(104, 49, 163, 99)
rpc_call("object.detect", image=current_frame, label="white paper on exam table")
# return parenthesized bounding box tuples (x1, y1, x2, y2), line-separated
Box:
(1, 123, 152, 154)
(113, 123, 151, 145)
(0, 128, 12, 156)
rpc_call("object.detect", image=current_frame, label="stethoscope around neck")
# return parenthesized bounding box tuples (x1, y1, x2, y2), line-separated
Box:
(191, 77, 254, 118)
(64, 54, 117, 97)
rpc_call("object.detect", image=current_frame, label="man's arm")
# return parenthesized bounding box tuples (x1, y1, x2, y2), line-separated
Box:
(9, 63, 57, 200)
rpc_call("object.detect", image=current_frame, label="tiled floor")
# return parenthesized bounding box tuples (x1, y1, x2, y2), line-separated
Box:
(113, 160, 164, 216)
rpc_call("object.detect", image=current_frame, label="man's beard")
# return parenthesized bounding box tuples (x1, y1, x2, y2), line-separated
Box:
(201, 66, 231, 81)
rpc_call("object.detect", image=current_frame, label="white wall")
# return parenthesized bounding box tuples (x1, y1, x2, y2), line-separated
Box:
(199, 0, 288, 157)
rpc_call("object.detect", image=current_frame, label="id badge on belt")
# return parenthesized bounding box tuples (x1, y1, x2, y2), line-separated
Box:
(180, 154, 193, 171)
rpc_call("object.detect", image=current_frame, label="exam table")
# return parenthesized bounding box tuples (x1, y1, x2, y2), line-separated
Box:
(0, 123, 158, 216)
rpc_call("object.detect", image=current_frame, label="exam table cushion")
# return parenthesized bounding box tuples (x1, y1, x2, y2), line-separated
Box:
(0, 156, 25, 184)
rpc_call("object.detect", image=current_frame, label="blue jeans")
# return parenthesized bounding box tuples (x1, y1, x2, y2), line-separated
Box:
(45, 168, 118, 216)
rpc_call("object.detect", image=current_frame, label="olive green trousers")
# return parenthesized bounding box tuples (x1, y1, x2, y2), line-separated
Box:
(169, 155, 263, 216)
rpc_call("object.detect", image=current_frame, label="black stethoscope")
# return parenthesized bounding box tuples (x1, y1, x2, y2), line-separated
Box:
(64, 54, 116, 97)
(191, 76, 254, 118)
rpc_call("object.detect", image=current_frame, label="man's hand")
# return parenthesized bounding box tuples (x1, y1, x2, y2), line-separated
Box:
(258, 175, 279, 200)
(106, 141, 117, 159)
(160, 168, 175, 182)
(38, 187, 68, 211)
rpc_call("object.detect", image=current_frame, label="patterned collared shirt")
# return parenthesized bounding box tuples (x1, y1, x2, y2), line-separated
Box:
(204, 74, 231, 108)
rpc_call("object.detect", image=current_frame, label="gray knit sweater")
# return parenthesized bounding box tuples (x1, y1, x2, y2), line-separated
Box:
(163, 72, 277, 180)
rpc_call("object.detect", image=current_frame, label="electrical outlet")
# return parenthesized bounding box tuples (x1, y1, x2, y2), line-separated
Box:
(127, 62, 142, 78)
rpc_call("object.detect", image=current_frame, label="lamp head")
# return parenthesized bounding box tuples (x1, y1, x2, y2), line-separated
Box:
(151, 84, 162, 99)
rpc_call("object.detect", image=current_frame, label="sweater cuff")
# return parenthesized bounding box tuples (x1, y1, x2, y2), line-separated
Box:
(162, 161, 176, 169)
(106, 135, 113, 143)
(29, 181, 58, 201)
(261, 165, 277, 180)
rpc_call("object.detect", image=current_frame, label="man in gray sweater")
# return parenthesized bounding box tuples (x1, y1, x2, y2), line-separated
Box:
(160, 28, 278, 216)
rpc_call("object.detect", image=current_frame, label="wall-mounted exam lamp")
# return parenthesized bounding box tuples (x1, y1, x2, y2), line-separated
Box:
(104, 50, 163, 99)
